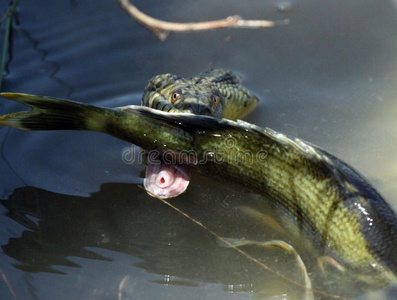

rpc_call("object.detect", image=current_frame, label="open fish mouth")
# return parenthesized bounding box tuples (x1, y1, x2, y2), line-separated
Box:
(144, 158, 190, 199)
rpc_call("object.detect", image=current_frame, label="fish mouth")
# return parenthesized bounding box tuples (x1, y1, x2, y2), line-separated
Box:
(144, 159, 191, 199)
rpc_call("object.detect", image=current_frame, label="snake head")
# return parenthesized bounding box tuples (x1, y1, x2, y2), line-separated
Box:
(142, 73, 225, 118)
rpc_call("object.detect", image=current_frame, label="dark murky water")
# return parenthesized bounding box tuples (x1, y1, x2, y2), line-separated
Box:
(1, 0, 397, 299)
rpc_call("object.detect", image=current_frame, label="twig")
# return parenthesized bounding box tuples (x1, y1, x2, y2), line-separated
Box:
(152, 192, 344, 299)
(1, 271, 18, 299)
(0, 0, 21, 91)
(116, 0, 289, 40)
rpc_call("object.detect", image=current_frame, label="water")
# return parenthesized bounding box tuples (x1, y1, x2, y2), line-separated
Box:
(1, 0, 397, 299)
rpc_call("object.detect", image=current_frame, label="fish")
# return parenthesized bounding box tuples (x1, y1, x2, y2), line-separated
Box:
(0, 91, 397, 292)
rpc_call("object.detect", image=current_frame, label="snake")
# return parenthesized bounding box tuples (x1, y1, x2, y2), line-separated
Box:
(141, 69, 258, 120)
(0, 69, 397, 296)
(140, 69, 258, 198)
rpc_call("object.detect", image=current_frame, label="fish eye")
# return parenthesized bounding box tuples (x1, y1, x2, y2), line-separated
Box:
(171, 91, 181, 103)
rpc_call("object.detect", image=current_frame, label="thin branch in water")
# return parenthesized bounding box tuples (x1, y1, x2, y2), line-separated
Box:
(1, 270, 18, 299)
(116, 0, 289, 40)
(150, 191, 345, 299)
(0, 0, 21, 91)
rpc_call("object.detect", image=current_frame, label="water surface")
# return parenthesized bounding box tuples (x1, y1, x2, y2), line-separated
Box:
(1, 0, 397, 299)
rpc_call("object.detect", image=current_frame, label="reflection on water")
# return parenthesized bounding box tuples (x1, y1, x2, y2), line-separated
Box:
(1, 181, 396, 299)
(0, 182, 314, 299)
(1, 0, 397, 299)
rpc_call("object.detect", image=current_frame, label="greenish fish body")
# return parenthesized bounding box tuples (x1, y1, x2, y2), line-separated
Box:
(0, 86, 397, 290)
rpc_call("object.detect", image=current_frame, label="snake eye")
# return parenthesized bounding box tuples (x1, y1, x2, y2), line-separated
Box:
(212, 95, 220, 107)
(171, 91, 181, 103)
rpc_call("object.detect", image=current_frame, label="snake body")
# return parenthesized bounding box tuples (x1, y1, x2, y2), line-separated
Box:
(1, 70, 397, 293)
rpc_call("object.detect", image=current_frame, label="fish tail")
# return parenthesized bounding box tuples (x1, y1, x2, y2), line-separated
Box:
(0, 93, 110, 132)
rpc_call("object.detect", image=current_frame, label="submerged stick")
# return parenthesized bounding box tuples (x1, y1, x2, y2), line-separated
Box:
(154, 194, 343, 299)
(0, 0, 21, 91)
